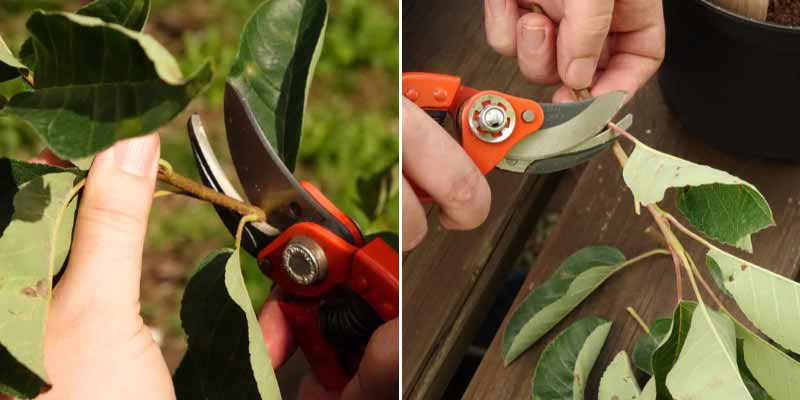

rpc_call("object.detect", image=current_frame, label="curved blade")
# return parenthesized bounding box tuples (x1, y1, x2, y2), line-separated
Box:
(505, 91, 626, 166)
(224, 83, 356, 245)
(188, 114, 277, 256)
(498, 114, 633, 174)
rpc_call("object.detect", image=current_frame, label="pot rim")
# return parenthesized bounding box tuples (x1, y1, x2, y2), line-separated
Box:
(697, 0, 800, 33)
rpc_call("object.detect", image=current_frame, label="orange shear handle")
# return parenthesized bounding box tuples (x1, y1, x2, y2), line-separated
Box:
(402, 72, 545, 203)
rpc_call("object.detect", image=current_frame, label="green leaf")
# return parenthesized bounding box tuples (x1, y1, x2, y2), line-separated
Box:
(676, 183, 773, 253)
(173, 249, 282, 400)
(78, 0, 151, 30)
(356, 162, 398, 222)
(598, 351, 640, 400)
(228, 0, 328, 172)
(0, 172, 81, 395)
(706, 248, 800, 354)
(651, 301, 697, 400)
(502, 246, 625, 366)
(0, 158, 81, 235)
(631, 317, 671, 376)
(2, 11, 212, 160)
(736, 339, 774, 400)
(736, 322, 800, 400)
(531, 317, 612, 400)
(665, 303, 751, 400)
(640, 379, 657, 400)
(622, 142, 773, 252)
(0, 35, 27, 83)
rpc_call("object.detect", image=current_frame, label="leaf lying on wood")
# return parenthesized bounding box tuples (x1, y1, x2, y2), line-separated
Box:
(0, 170, 82, 397)
(502, 246, 625, 366)
(651, 301, 696, 400)
(0, 35, 27, 83)
(631, 317, 671, 376)
(531, 317, 612, 400)
(706, 248, 800, 354)
(2, 11, 212, 160)
(665, 303, 751, 400)
(622, 142, 773, 252)
(228, 0, 327, 172)
(598, 351, 640, 400)
(173, 249, 282, 400)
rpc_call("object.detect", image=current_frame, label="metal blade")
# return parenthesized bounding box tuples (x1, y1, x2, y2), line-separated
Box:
(504, 91, 626, 165)
(224, 83, 356, 244)
(498, 114, 633, 174)
(187, 114, 277, 256)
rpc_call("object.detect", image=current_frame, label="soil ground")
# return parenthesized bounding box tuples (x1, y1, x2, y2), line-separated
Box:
(768, 0, 800, 25)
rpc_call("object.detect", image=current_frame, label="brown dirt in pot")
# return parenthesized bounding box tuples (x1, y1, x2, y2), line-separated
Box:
(768, 0, 800, 26)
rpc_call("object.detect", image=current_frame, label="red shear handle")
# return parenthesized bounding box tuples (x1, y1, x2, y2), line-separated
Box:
(402, 72, 546, 204)
(277, 238, 399, 392)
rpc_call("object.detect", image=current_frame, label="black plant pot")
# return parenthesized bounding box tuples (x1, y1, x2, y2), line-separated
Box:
(659, 0, 800, 160)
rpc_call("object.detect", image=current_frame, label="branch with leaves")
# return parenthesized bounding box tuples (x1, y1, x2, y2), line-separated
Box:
(500, 106, 798, 399)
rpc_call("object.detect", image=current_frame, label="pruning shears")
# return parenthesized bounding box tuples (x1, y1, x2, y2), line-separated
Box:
(187, 83, 399, 392)
(402, 72, 632, 200)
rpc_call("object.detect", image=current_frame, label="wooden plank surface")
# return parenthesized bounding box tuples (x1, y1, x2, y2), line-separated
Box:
(463, 80, 800, 399)
(402, 1, 567, 398)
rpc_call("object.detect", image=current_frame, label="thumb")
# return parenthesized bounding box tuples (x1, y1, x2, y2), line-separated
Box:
(55, 134, 160, 312)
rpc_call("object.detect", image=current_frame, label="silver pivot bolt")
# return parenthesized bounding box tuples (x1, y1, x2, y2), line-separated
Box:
(478, 106, 507, 133)
(521, 109, 536, 123)
(282, 235, 328, 286)
(467, 94, 516, 143)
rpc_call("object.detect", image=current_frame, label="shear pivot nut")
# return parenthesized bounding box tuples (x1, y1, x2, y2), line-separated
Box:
(283, 235, 328, 286)
(468, 94, 516, 143)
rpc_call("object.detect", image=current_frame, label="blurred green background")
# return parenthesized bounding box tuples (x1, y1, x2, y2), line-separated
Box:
(0, 0, 398, 369)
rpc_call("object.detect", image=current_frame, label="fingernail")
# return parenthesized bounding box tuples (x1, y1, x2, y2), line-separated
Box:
(114, 135, 159, 177)
(521, 25, 546, 51)
(488, 0, 506, 17)
(566, 57, 597, 89)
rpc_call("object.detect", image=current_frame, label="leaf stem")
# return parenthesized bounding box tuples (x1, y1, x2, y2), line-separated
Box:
(612, 141, 685, 300)
(48, 178, 86, 299)
(621, 248, 671, 268)
(156, 160, 265, 221)
(235, 214, 261, 250)
(626, 306, 652, 336)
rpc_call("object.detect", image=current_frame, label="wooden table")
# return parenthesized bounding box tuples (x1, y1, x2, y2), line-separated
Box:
(402, 1, 800, 399)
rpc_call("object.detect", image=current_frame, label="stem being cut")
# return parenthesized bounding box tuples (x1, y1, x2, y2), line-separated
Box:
(156, 160, 265, 222)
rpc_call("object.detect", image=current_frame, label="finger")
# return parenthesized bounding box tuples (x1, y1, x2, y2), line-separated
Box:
(516, 12, 558, 84)
(341, 319, 398, 400)
(257, 290, 297, 368)
(30, 149, 73, 168)
(54, 134, 159, 312)
(402, 98, 491, 231)
(589, 9, 665, 100)
(484, 0, 519, 57)
(557, 0, 614, 89)
(401, 178, 427, 251)
(298, 374, 338, 400)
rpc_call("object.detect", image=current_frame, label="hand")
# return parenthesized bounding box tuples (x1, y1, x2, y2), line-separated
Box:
(35, 134, 174, 399)
(401, 98, 492, 251)
(484, 0, 665, 102)
(258, 291, 399, 399)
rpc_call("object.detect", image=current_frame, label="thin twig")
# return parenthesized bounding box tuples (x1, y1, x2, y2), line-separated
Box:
(626, 306, 652, 336)
(684, 248, 729, 313)
(661, 212, 716, 250)
(156, 161, 265, 221)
